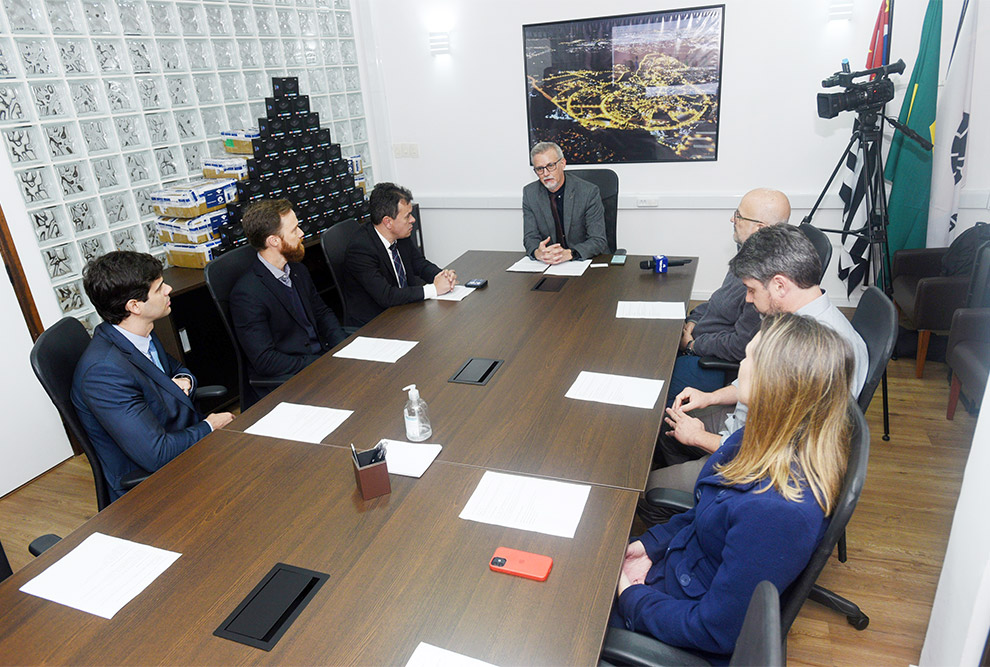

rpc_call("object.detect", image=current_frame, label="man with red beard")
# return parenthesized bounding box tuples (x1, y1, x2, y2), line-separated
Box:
(230, 199, 347, 405)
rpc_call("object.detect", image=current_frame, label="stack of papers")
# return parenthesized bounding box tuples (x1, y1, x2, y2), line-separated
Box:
(544, 259, 592, 277)
(333, 336, 418, 363)
(459, 471, 591, 538)
(378, 439, 443, 477)
(406, 643, 497, 667)
(616, 301, 687, 319)
(245, 402, 353, 444)
(506, 256, 548, 273)
(19, 533, 181, 619)
(565, 371, 665, 410)
(435, 285, 475, 302)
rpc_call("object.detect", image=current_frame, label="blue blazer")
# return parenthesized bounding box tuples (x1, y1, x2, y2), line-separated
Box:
(615, 429, 827, 659)
(71, 322, 211, 501)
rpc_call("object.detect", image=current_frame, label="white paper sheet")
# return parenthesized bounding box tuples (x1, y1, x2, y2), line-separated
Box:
(245, 402, 353, 444)
(506, 256, 549, 273)
(333, 336, 418, 363)
(565, 370, 665, 410)
(435, 285, 475, 302)
(459, 471, 591, 539)
(378, 439, 442, 477)
(616, 301, 687, 320)
(544, 259, 592, 276)
(406, 642, 498, 667)
(19, 532, 181, 619)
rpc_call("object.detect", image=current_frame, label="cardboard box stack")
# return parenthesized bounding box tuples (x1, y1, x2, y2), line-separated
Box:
(216, 76, 371, 255)
(151, 178, 237, 268)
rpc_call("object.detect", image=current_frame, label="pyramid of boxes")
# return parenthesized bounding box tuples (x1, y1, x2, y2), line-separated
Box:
(216, 76, 370, 254)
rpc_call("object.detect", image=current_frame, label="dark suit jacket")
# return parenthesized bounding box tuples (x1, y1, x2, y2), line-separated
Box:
(522, 174, 608, 260)
(71, 322, 211, 501)
(229, 257, 347, 392)
(341, 222, 442, 327)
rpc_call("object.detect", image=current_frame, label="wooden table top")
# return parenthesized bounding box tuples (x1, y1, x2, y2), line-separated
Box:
(0, 250, 696, 665)
(0, 430, 638, 665)
(231, 250, 697, 491)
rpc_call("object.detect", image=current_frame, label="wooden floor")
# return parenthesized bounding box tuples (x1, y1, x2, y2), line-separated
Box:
(0, 356, 978, 665)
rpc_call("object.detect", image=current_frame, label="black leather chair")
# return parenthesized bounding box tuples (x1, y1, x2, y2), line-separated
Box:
(697, 223, 834, 380)
(946, 242, 990, 418)
(798, 222, 833, 283)
(319, 218, 361, 327)
(890, 245, 981, 378)
(850, 286, 897, 442)
(637, 401, 870, 656)
(0, 538, 11, 583)
(601, 580, 782, 667)
(411, 204, 426, 255)
(30, 316, 226, 511)
(204, 245, 291, 410)
(568, 168, 619, 254)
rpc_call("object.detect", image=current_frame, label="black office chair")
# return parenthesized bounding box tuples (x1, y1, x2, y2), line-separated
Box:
(411, 204, 426, 255)
(0, 538, 11, 583)
(204, 245, 292, 410)
(319, 218, 361, 327)
(798, 223, 833, 283)
(601, 580, 783, 666)
(851, 286, 897, 441)
(568, 168, 619, 254)
(30, 317, 148, 512)
(640, 402, 871, 646)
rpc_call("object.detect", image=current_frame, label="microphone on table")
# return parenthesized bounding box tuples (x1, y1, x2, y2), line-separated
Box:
(640, 257, 692, 270)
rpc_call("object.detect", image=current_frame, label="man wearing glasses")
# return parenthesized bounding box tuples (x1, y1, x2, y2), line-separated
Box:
(672, 188, 791, 397)
(523, 142, 608, 264)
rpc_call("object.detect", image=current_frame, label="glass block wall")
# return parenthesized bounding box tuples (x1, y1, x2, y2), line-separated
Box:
(0, 0, 373, 332)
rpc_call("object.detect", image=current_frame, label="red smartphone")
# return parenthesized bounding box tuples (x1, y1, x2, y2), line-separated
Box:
(489, 547, 553, 582)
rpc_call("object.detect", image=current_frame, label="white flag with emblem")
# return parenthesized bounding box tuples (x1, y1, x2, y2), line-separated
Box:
(928, 0, 978, 247)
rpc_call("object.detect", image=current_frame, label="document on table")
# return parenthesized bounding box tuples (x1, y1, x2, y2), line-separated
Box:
(544, 259, 592, 276)
(435, 285, 475, 301)
(565, 370, 665, 410)
(616, 301, 687, 319)
(333, 336, 418, 363)
(378, 439, 442, 477)
(506, 256, 548, 273)
(459, 471, 591, 539)
(245, 402, 353, 444)
(406, 642, 498, 667)
(19, 532, 181, 619)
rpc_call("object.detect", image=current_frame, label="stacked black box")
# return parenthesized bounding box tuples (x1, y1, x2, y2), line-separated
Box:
(217, 76, 371, 254)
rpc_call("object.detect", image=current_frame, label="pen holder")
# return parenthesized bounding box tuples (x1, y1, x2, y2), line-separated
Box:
(352, 450, 390, 500)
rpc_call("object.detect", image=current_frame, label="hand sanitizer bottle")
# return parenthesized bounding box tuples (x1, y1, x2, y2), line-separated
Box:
(403, 384, 432, 442)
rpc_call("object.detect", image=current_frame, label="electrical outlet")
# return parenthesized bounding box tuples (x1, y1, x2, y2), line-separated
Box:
(408, 143, 419, 158)
(636, 198, 659, 208)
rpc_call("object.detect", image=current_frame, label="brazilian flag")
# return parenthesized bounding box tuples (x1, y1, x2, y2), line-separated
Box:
(884, 0, 941, 259)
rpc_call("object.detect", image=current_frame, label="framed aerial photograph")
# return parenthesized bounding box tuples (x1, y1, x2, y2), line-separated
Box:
(523, 5, 725, 164)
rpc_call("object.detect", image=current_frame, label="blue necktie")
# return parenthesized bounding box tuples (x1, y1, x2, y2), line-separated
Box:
(147, 342, 165, 373)
(390, 243, 408, 288)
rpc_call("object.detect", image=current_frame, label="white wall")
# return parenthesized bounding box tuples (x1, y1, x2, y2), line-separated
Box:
(921, 387, 990, 665)
(357, 0, 990, 303)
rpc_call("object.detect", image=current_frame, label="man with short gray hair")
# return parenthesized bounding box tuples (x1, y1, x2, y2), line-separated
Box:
(523, 141, 608, 264)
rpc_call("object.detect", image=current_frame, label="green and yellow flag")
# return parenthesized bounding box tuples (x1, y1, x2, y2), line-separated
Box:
(884, 0, 941, 257)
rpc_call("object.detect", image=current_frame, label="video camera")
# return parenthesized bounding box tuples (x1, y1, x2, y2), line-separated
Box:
(817, 58, 904, 119)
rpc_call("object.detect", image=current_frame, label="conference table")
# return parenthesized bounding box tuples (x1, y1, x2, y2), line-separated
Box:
(0, 250, 696, 665)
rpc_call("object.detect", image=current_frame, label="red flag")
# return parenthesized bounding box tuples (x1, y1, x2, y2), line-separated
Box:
(867, 0, 891, 70)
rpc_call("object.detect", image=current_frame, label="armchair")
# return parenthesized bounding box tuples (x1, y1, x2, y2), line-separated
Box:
(946, 308, 990, 419)
(890, 247, 970, 377)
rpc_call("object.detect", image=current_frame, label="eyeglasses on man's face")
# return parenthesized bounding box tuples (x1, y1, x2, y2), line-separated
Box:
(533, 158, 563, 175)
(732, 209, 765, 225)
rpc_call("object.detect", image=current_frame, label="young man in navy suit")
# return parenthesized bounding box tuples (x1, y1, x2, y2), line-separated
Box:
(229, 199, 348, 405)
(341, 182, 456, 327)
(71, 251, 234, 501)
